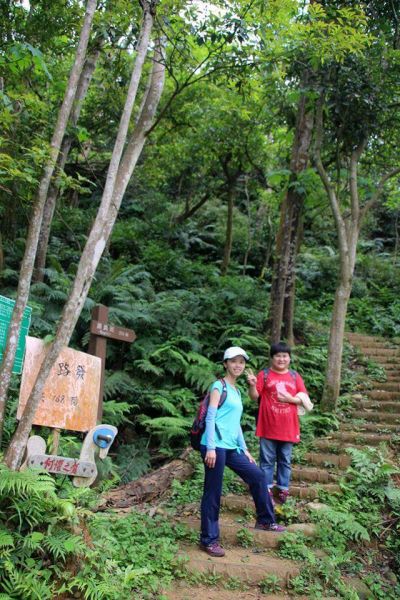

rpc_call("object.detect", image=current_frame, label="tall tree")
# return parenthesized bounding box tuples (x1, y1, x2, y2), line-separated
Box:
(269, 72, 315, 344)
(0, 0, 98, 444)
(5, 1, 164, 469)
(267, 1, 371, 345)
(313, 2, 400, 408)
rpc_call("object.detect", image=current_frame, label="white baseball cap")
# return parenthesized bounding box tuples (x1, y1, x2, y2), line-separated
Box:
(223, 346, 249, 361)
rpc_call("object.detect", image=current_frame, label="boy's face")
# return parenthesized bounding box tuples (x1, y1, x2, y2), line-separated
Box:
(271, 352, 290, 372)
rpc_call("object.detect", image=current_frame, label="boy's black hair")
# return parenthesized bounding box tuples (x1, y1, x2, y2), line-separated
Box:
(270, 341, 292, 357)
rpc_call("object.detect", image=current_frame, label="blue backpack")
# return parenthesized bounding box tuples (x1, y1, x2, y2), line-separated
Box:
(189, 379, 228, 450)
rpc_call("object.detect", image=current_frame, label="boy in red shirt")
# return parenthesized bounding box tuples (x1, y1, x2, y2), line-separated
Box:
(246, 342, 310, 504)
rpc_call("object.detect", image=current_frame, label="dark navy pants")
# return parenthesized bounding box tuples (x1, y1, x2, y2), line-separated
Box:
(200, 445, 276, 546)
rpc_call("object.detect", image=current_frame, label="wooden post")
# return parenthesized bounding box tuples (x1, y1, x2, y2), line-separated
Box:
(52, 428, 61, 454)
(88, 305, 109, 422)
(88, 304, 136, 423)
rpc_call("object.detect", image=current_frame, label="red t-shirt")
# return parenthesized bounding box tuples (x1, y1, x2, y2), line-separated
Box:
(255, 369, 308, 443)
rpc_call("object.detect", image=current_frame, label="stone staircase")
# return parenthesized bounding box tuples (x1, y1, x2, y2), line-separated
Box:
(163, 333, 400, 599)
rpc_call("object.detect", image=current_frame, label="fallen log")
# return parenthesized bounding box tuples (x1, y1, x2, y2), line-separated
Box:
(99, 447, 194, 509)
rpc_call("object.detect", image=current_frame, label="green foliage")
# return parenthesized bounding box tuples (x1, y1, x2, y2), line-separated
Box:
(113, 439, 151, 484)
(312, 506, 370, 542)
(278, 532, 315, 561)
(0, 465, 87, 598)
(259, 574, 282, 594)
(236, 527, 254, 548)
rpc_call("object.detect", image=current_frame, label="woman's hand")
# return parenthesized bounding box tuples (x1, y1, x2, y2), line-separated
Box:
(205, 449, 217, 468)
(244, 449, 256, 464)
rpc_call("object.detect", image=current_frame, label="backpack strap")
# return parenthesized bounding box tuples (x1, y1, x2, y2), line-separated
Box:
(263, 367, 270, 387)
(263, 367, 298, 385)
(218, 378, 228, 408)
(289, 369, 298, 388)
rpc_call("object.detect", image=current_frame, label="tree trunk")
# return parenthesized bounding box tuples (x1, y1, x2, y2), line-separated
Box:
(269, 83, 314, 344)
(282, 216, 303, 345)
(320, 279, 352, 411)
(221, 183, 235, 276)
(0, 0, 98, 444)
(33, 44, 103, 283)
(99, 448, 193, 508)
(5, 26, 164, 470)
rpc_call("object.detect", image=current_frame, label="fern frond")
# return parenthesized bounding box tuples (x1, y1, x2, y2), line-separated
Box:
(0, 465, 55, 497)
(314, 507, 370, 542)
(140, 416, 189, 440)
(134, 359, 164, 376)
(0, 528, 14, 548)
(42, 529, 86, 561)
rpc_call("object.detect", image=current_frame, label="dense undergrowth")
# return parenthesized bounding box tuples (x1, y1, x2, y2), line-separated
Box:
(2, 185, 400, 598)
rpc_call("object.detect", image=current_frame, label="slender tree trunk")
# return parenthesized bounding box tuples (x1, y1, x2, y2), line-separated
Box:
(34, 44, 103, 283)
(221, 183, 235, 276)
(5, 26, 164, 470)
(0, 0, 98, 444)
(269, 80, 314, 344)
(320, 258, 354, 411)
(282, 218, 303, 345)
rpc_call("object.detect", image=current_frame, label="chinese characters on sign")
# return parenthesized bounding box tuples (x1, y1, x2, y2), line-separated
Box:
(90, 319, 136, 342)
(27, 454, 96, 477)
(17, 337, 101, 432)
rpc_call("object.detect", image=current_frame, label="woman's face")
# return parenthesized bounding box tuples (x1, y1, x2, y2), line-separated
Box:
(224, 356, 246, 378)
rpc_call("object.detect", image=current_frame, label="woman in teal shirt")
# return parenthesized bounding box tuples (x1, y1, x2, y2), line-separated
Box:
(199, 346, 284, 558)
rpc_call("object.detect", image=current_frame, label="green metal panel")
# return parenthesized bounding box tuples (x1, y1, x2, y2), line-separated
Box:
(0, 295, 32, 374)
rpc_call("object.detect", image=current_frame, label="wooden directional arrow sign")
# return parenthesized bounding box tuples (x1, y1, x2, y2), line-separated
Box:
(90, 320, 136, 343)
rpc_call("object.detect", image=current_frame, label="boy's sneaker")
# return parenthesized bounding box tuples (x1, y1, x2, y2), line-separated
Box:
(268, 488, 275, 505)
(200, 542, 225, 557)
(277, 489, 289, 504)
(255, 522, 286, 533)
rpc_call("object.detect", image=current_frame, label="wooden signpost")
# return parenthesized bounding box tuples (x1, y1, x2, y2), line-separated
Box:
(18, 337, 101, 432)
(88, 305, 136, 421)
(17, 304, 135, 487)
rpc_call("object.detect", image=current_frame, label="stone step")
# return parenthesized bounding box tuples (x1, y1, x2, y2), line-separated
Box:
(371, 382, 400, 391)
(367, 390, 400, 400)
(177, 516, 316, 550)
(179, 544, 300, 586)
(313, 437, 395, 452)
(346, 334, 386, 345)
(384, 373, 400, 381)
(291, 465, 338, 483)
(222, 484, 341, 512)
(331, 431, 394, 444)
(355, 400, 400, 413)
(341, 421, 400, 432)
(351, 410, 400, 423)
(374, 362, 398, 370)
(162, 585, 310, 600)
(304, 451, 351, 469)
(361, 348, 400, 357)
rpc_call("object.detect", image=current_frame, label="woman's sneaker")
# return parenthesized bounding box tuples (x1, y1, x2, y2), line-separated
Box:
(255, 522, 286, 532)
(200, 542, 225, 557)
(277, 489, 289, 504)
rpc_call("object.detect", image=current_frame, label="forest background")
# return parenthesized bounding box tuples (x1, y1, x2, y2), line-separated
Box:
(0, 0, 400, 599)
